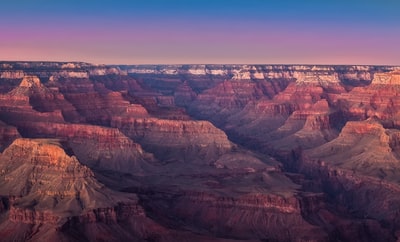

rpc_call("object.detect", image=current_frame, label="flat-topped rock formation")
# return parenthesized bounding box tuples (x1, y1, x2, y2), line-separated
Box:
(371, 71, 400, 85)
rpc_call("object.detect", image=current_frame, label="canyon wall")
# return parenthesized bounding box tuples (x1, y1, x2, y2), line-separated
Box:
(1, 62, 400, 241)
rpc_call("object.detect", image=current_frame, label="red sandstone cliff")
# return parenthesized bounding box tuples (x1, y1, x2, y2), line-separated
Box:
(111, 117, 233, 163)
(15, 122, 155, 174)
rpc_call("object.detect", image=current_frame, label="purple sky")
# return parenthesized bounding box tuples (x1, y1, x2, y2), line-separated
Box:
(1, 0, 399, 65)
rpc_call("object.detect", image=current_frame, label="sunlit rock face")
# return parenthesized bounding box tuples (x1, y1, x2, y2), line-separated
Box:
(14, 122, 154, 174)
(1, 62, 400, 241)
(19, 75, 42, 87)
(371, 71, 400, 85)
(0, 138, 145, 240)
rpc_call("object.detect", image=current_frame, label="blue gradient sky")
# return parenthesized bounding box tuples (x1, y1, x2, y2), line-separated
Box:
(1, 0, 399, 65)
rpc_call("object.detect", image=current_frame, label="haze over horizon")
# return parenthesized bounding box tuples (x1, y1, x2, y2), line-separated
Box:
(1, 0, 399, 65)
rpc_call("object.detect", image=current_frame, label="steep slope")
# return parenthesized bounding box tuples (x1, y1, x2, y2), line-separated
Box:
(0, 138, 142, 241)
(111, 117, 233, 163)
(296, 118, 400, 239)
(56, 78, 131, 125)
(220, 72, 344, 154)
(8, 76, 81, 122)
(0, 76, 67, 124)
(0, 139, 133, 213)
(269, 99, 339, 150)
(336, 71, 400, 127)
(16, 122, 154, 175)
(306, 118, 400, 180)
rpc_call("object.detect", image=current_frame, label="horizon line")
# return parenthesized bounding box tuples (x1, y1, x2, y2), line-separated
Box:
(1, 60, 400, 67)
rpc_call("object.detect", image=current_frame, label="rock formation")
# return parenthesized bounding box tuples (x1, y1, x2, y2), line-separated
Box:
(1, 62, 400, 241)
(0, 138, 144, 240)
(15, 122, 155, 174)
(111, 117, 233, 163)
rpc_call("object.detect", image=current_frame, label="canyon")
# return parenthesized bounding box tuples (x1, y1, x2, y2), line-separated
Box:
(1, 62, 400, 241)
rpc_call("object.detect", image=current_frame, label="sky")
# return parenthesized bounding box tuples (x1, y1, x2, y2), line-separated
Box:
(0, 0, 399, 65)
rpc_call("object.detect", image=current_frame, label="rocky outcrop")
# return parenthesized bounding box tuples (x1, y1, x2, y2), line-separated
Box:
(112, 118, 231, 147)
(371, 71, 400, 85)
(0, 76, 79, 124)
(111, 117, 232, 163)
(335, 71, 400, 128)
(15, 122, 154, 174)
(53, 78, 132, 125)
(21, 76, 81, 121)
(189, 79, 285, 125)
(0, 139, 138, 218)
(306, 118, 400, 180)
(269, 100, 339, 150)
(19, 75, 42, 88)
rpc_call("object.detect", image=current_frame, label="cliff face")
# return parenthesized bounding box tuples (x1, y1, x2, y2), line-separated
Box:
(53, 78, 131, 125)
(306, 118, 399, 179)
(112, 118, 231, 147)
(0, 75, 80, 124)
(334, 71, 400, 128)
(15, 122, 154, 174)
(0, 139, 136, 211)
(0, 138, 144, 240)
(111, 117, 232, 163)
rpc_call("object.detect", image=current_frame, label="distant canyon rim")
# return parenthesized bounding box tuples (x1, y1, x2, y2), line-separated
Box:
(0, 62, 400, 241)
